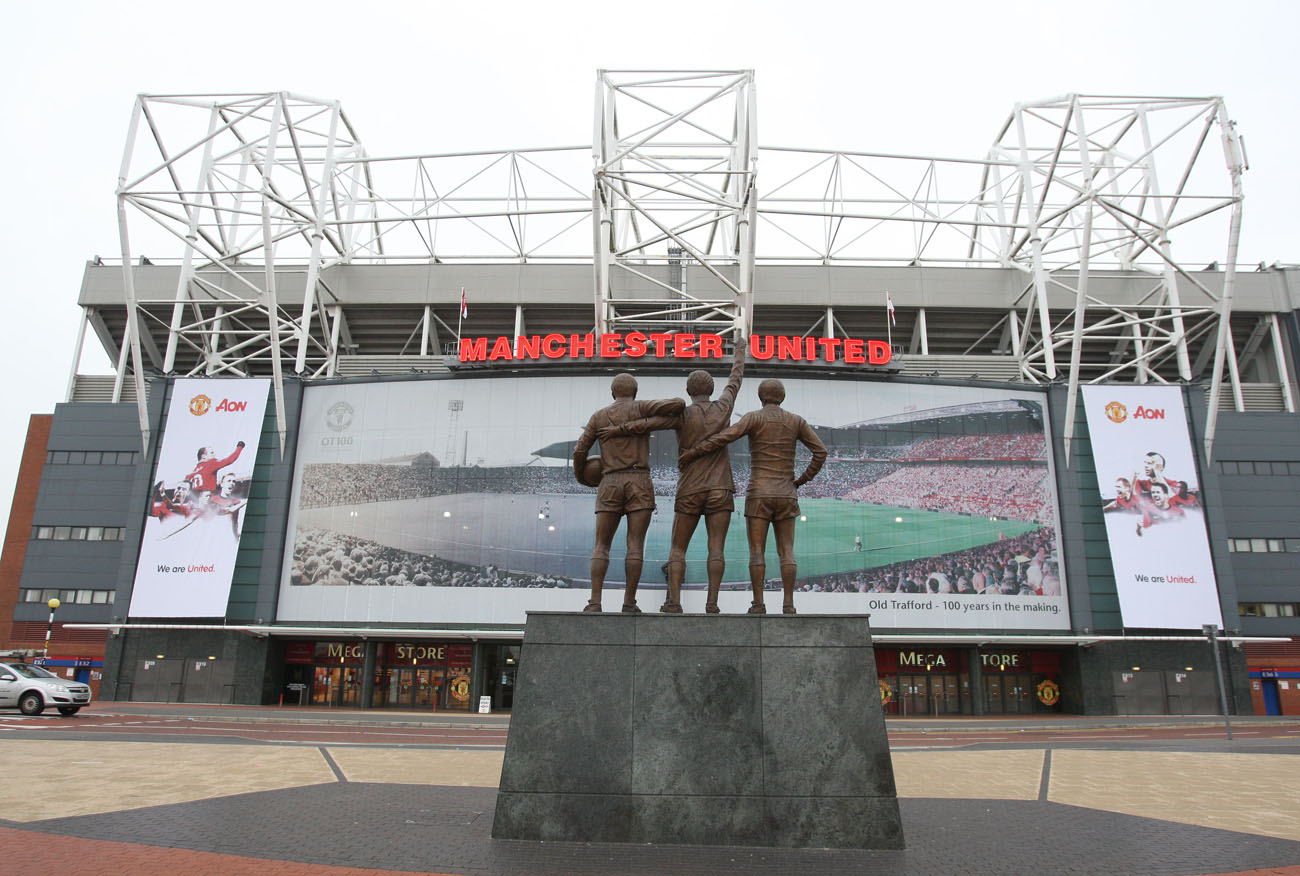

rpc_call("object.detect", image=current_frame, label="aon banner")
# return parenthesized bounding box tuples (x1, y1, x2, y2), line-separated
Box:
(128, 379, 270, 617)
(1081, 386, 1223, 629)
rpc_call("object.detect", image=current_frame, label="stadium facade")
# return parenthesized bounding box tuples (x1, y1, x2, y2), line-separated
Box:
(4, 74, 1300, 717)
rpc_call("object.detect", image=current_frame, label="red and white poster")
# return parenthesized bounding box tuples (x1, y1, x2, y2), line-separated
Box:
(128, 378, 270, 617)
(1081, 386, 1223, 630)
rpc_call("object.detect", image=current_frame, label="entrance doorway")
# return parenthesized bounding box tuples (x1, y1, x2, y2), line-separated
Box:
(985, 672, 1034, 714)
(312, 666, 362, 707)
(898, 673, 960, 716)
(1261, 679, 1282, 715)
(377, 667, 447, 709)
(482, 644, 519, 711)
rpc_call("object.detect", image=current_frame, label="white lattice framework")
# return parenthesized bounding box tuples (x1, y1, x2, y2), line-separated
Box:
(110, 84, 1246, 458)
(592, 70, 756, 339)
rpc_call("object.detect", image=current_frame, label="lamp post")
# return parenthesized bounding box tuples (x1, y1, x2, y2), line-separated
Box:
(1203, 623, 1233, 740)
(43, 598, 61, 658)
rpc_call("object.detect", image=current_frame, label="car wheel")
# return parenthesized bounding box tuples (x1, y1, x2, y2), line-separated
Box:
(18, 691, 44, 716)
(57, 706, 80, 716)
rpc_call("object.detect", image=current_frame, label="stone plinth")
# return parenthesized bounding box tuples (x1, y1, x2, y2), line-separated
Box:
(491, 612, 903, 849)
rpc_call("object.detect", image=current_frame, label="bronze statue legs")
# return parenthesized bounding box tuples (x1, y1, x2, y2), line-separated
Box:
(745, 515, 799, 614)
(588, 509, 652, 612)
(664, 509, 731, 613)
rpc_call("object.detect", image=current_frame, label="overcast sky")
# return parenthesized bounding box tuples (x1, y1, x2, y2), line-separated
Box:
(0, 0, 1295, 518)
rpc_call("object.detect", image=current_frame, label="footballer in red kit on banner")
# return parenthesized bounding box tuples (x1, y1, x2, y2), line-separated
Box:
(128, 378, 271, 618)
(1082, 385, 1223, 629)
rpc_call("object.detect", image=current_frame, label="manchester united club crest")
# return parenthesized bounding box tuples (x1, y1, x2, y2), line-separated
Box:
(189, 394, 212, 416)
(1036, 678, 1061, 706)
(1104, 401, 1127, 423)
(326, 401, 355, 433)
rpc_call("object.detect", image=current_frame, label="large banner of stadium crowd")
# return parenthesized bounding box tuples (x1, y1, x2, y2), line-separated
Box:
(277, 376, 1070, 631)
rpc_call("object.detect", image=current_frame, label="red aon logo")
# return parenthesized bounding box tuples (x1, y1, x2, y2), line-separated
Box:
(214, 399, 248, 413)
(1132, 406, 1165, 419)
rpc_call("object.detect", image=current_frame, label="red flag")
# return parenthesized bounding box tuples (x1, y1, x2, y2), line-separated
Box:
(886, 292, 896, 326)
(460, 287, 468, 319)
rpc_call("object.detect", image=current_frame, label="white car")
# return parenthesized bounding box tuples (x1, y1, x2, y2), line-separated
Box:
(0, 661, 92, 716)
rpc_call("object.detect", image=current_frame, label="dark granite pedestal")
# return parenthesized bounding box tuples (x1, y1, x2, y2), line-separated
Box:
(491, 612, 904, 850)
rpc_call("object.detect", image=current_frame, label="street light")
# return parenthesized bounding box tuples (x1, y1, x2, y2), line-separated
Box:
(1203, 623, 1233, 740)
(43, 598, 60, 658)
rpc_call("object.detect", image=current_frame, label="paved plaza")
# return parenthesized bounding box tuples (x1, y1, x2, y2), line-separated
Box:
(0, 709, 1298, 875)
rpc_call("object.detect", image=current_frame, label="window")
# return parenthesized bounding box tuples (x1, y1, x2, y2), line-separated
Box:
(74, 590, 92, 604)
(22, 590, 41, 603)
(1220, 459, 1300, 476)
(91, 591, 110, 604)
(1239, 602, 1300, 617)
(33, 525, 125, 541)
(1228, 537, 1293, 553)
(44, 450, 137, 465)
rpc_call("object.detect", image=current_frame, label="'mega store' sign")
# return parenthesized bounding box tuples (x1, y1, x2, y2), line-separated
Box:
(459, 332, 893, 365)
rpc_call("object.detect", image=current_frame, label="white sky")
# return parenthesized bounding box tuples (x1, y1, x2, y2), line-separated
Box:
(0, 0, 1296, 518)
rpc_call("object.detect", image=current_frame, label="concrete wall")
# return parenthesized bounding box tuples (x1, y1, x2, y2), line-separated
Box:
(1062, 639, 1250, 716)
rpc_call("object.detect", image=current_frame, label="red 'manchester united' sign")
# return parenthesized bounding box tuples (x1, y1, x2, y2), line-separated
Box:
(459, 333, 892, 365)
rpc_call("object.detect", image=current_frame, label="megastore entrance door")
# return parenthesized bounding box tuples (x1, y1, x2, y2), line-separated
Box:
(312, 666, 362, 707)
(377, 667, 446, 708)
(985, 672, 1034, 714)
(899, 673, 960, 715)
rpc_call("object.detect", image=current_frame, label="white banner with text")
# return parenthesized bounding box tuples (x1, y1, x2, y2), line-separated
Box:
(1081, 385, 1223, 629)
(128, 379, 270, 617)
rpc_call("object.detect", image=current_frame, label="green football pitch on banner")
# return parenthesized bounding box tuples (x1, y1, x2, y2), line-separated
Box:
(644, 498, 1042, 582)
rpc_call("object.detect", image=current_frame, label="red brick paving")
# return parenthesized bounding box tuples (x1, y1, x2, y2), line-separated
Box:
(0, 826, 463, 876)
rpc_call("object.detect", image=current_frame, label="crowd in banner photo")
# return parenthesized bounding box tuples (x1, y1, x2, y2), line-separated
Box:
(289, 526, 575, 590)
(792, 529, 1060, 597)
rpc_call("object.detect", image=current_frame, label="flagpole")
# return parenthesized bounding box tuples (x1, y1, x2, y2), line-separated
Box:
(457, 286, 464, 355)
(886, 291, 892, 348)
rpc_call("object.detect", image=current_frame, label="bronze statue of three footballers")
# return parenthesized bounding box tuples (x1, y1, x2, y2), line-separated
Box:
(572, 336, 827, 614)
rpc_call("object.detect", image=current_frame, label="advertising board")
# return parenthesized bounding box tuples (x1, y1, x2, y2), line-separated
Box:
(129, 378, 270, 617)
(277, 375, 1068, 630)
(1081, 385, 1223, 629)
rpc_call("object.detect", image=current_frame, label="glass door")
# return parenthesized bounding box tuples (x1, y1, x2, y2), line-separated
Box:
(339, 667, 361, 707)
(312, 667, 340, 706)
(1005, 673, 1033, 713)
(899, 674, 927, 716)
(985, 673, 1005, 714)
(939, 675, 961, 714)
(412, 668, 445, 709)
